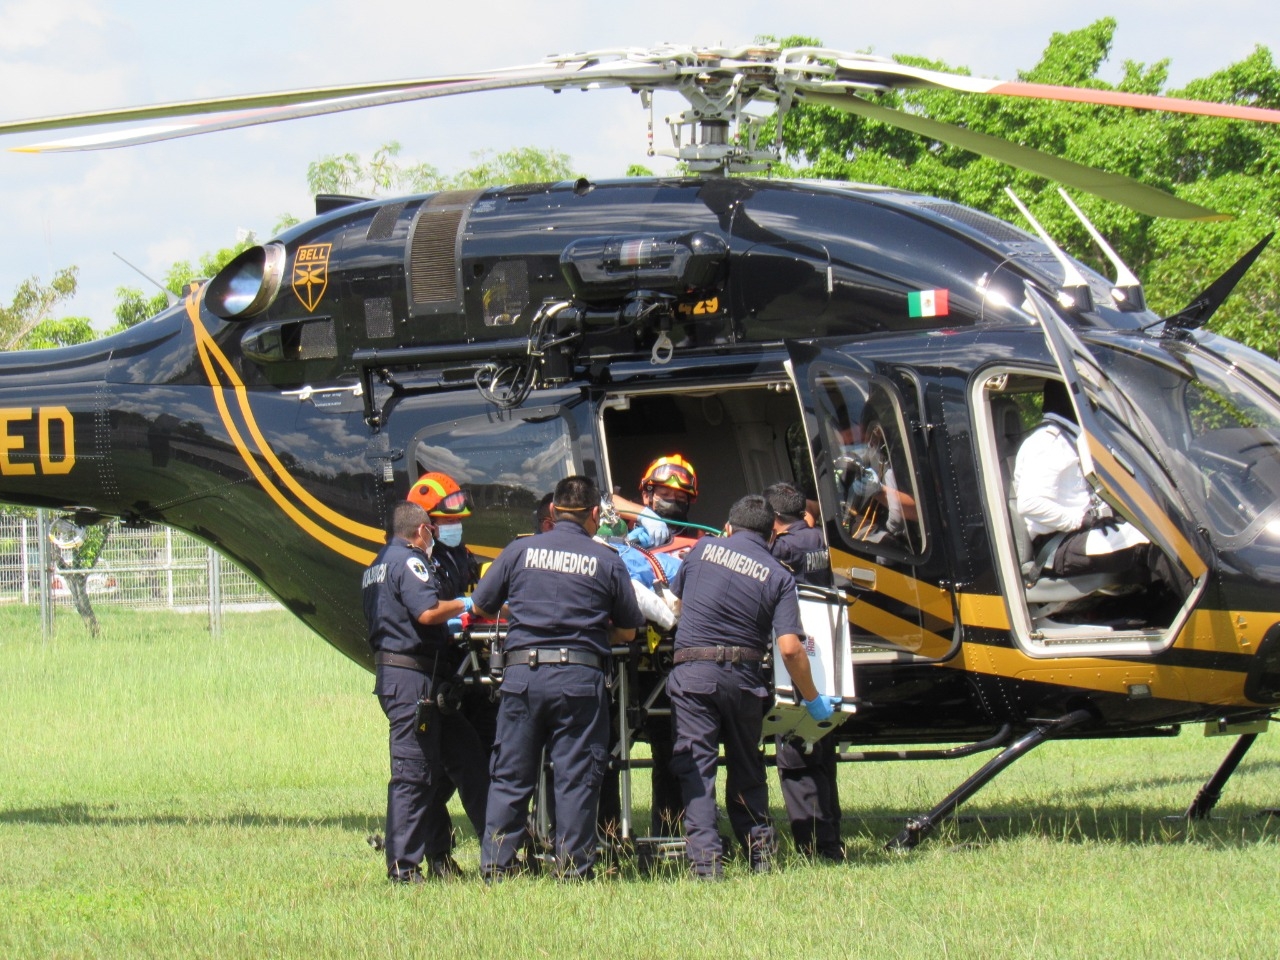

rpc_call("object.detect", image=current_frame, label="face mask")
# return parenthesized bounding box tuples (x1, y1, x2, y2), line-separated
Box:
(436, 523, 464, 548)
(650, 494, 690, 521)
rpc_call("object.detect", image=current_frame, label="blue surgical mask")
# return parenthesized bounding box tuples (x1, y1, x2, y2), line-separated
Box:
(436, 523, 464, 548)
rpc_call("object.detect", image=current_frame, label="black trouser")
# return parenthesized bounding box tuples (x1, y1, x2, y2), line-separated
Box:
(376, 664, 489, 880)
(776, 734, 843, 859)
(481, 662, 611, 879)
(1050, 532, 1193, 599)
(667, 660, 775, 877)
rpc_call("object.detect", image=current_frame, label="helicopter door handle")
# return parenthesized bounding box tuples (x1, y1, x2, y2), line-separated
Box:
(282, 383, 365, 404)
(840, 566, 876, 591)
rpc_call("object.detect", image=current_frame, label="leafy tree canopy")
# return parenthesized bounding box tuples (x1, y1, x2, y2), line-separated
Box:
(305, 141, 580, 197)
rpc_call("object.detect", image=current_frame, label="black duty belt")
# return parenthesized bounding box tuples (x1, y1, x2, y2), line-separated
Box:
(374, 651, 440, 673)
(673, 646, 764, 665)
(500, 648, 606, 670)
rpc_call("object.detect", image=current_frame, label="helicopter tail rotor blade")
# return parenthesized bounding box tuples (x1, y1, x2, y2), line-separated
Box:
(801, 90, 1227, 221)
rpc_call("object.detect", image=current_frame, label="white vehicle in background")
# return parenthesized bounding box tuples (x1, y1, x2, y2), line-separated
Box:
(50, 571, 119, 599)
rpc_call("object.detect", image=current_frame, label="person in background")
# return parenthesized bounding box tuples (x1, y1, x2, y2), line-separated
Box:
(610, 454, 700, 551)
(533, 492, 556, 534)
(1014, 379, 1189, 618)
(408, 472, 479, 598)
(764, 482, 845, 863)
(362, 501, 486, 882)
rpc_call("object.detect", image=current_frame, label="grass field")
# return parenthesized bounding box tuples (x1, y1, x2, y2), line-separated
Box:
(2, 606, 1279, 958)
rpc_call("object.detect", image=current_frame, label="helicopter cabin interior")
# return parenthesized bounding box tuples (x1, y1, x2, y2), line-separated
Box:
(598, 384, 809, 526)
(976, 370, 1188, 655)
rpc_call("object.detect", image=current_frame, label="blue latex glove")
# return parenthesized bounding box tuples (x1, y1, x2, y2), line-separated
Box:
(804, 694, 839, 722)
(460, 596, 474, 613)
(446, 618, 463, 632)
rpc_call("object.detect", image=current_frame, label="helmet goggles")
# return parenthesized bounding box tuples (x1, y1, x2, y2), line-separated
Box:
(431, 489, 470, 517)
(641, 456, 697, 499)
(408, 472, 472, 518)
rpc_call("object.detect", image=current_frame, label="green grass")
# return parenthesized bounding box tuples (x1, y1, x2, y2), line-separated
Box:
(2, 606, 1279, 958)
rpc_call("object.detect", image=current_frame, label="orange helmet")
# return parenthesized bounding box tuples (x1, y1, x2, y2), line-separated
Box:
(640, 454, 698, 499)
(407, 472, 471, 518)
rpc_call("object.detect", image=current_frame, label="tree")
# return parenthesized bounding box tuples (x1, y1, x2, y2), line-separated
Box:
(22, 315, 96, 349)
(0, 267, 79, 349)
(766, 22, 1280, 355)
(304, 141, 579, 198)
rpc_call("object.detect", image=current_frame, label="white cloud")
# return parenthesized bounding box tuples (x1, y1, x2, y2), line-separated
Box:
(0, 0, 107, 53)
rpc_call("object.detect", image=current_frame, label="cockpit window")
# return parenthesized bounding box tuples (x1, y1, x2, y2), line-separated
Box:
(1093, 340, 1280, 544)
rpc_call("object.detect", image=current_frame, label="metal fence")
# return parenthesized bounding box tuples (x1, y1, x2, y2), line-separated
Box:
(0, 511, 279, 635)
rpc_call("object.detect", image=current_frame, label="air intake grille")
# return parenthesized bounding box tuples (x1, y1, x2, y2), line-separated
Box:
(914, 201, 1030, 245)
(407, 190, 482, 315)
(367, 202, 406, 241)
(364, 297, 394, 339)
(298, 319, 337, 359)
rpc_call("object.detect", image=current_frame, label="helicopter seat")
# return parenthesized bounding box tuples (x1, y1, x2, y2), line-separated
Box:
(990, 398, 1127, 614)
(1008, 495, 1127, 604)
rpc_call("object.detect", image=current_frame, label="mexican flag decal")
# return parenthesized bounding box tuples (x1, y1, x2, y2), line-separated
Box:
(908, 289, 949, 318)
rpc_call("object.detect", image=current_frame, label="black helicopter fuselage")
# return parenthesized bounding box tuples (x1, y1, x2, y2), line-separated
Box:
(3, 176, 1279, 748)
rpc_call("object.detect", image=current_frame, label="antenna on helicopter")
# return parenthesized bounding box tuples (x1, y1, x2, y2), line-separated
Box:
(112, 252, 178, 307)
(1055, 188, 1145, 312)
(1155, 232, 1274, 337)
(1004, 187, 1093, 312)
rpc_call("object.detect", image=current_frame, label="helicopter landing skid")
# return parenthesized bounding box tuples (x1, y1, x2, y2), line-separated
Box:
(886, 708, 1093, 852)
(1184, 732, 1259, 820)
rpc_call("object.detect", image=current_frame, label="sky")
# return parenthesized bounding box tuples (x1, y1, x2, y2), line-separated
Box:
(0, 0, 1276, 328)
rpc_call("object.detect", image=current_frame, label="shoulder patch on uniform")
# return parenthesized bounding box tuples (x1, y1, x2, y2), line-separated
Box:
(406, 557, 432, 582)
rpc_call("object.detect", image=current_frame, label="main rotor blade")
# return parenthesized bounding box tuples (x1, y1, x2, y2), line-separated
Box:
(802, 91, 1225, 221)
(0, 74, 502, 138)
(832, 57, 1280, 125)
(4, 56, 675, 153)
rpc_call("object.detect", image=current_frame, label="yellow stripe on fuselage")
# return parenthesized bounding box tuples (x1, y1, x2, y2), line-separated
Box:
(185, 293, 378, 565)
(947, 640, 1248, 705)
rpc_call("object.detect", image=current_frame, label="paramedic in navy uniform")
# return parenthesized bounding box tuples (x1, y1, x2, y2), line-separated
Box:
(667, 494, 838, 878)
(362, 501, 486, 883)
(471, 475, 645, 881)
(764, 482, 845, 862)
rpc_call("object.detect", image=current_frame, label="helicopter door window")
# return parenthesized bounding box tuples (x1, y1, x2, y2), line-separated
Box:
(412, 406, 576, 546)
(812, 373, 924, 559)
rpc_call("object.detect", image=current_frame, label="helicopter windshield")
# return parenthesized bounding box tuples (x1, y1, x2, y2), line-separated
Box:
(1087, 335, 1280, 547)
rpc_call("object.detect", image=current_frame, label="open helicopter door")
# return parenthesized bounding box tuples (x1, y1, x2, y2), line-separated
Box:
(772, 340, 957, 744)
(1027, 288, 1209, 600)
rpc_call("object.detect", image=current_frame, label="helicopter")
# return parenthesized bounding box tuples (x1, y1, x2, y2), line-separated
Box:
(3, 44, 1280, 853)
